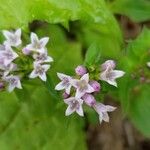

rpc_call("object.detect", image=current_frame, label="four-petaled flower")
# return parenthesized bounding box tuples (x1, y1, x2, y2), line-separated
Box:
(26, 32, 49, 53)
(64, 97, 84, 116)
(4, 75, 22, 92)
(93, 102, 116, 123)
(100, 66, 125, 87)
(0, 45, 18, 66)
(71, 73, 94, 98)
(3, 28, 22, 47)
(29, 63, 50, 81)
(55, 73, 72, 94)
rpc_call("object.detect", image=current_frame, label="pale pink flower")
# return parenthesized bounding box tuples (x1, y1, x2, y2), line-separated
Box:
(3, 28, 22, 47)
(100, 67, 125, 87)
(55, 73, 72, 94)
(71, 73, 94, 98)
(26, 32, 49, 53)
(64, 97, 84, 116)
(29, 63, 50, 81)
(93, 102, 116, 123)
(0, 45, 18, 66)
(4, 75, 22, 92)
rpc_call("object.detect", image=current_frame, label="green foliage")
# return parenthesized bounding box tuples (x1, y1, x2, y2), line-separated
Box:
(118, 28, 150, 137)
(0, 0, 150, 148)
(0, 81, 86, 150)
(108, 0, 150, 22)
(84, 43, 101, 67)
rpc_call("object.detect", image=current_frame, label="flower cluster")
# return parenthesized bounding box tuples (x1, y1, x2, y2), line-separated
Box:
(0, 29, 53, 92)
(55, 60, 125, 123)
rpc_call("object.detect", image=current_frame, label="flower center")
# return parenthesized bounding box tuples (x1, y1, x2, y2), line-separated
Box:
(78, 80, 87, 91)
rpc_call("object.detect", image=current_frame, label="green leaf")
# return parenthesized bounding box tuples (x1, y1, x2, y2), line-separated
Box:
(109, 0, 150, 22)
(129, 84, 150, 137)
(0, 81, 87, 150)
(0, 0, 117, 29)
(84, 43, 101, 67)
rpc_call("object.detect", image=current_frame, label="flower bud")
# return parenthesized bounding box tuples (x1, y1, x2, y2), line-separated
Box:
(89, 80, 101, 92)
(22, 48, 31, 55)
(0, 82, 5, 90)
(75, 65, 87, 76)
(82, 94, 96, 107)
(62, 92, 70, 99)
(101, 60, 116, 71)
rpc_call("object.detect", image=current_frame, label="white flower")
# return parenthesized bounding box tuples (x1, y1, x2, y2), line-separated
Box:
(33, 50, 53, 63)
(0, 63, 17, 77)
(0, 45, 18, 66)
(26, 32, 49, 53)
(147, 62, 150, 68)
(3, 28, 22, 47)
(29, 63, 50, 81)
(4, 75, 22, 92)
(93, 102, 116, 123)
(71, 73, 94, 98)
(55, 73, 72, 95)
(64, 97, 84, 116)
(100, 67, 125, 87)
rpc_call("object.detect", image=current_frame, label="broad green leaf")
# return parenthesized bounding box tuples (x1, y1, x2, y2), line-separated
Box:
(0, 0, 115, 29)
(0, 80, 86, 150)
(108, 0, 150, 22)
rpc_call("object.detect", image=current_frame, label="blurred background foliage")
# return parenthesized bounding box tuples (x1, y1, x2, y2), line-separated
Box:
(0, 0, 150, 149)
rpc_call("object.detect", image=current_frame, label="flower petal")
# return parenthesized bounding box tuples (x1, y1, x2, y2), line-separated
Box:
(86, 84, 95, 93)
(76, 105, 84, 116)
(65, 105, 75, 116)
(29, 70, 38, 79)
(40, 37, 49, 47)
(39, 73, 47, 81)
(31, 32, 39, 44)
(81, 73, 89, 82)
(102, 112, 109, 122)
(55, 81, 65, 91)
(105, 105, 116, 112)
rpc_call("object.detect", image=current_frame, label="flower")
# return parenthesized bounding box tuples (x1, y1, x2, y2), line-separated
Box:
(82, 93, 96, 107)
(75, 65, 87, 76)
(3, 28, 22, 47)
(0, 63, 17, 77)
(64, 97, 84, 116)
(0, 45, 18, 66)
(33, 50, 53, 63)
(93, 102, 116, 123)
(26, 32, 49, 53)
(89, 80, 101, 92)
(4, 75, 22, 92)
(71, 73, 94, 98)
(29, 63, 50, 81)
(101, 60, 116, 71)
(55, 73, 72, 94)
(100, 67, 125, 87)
